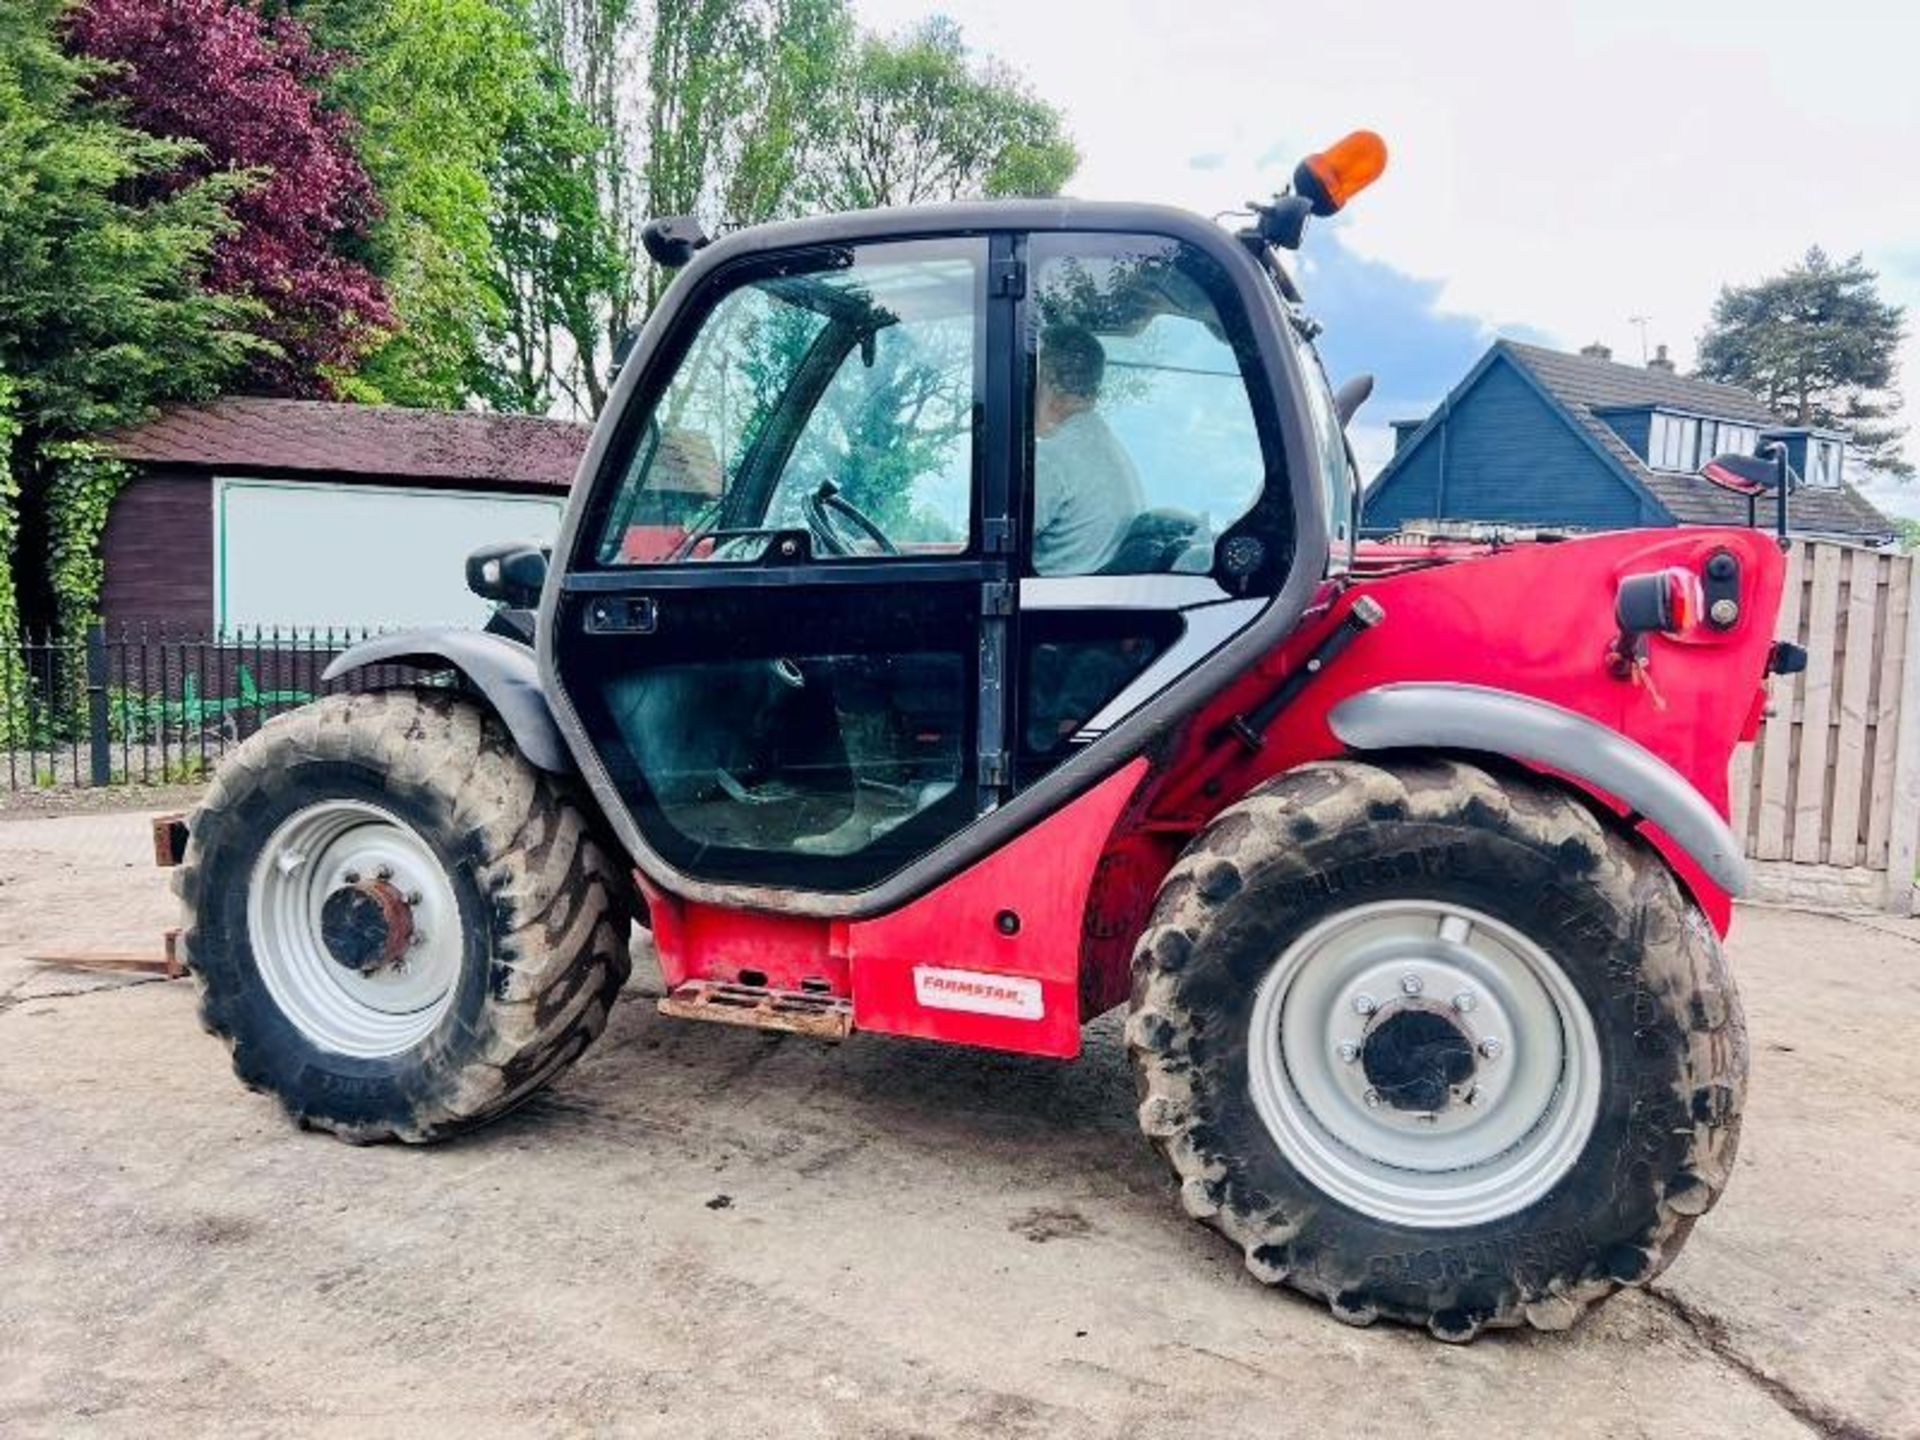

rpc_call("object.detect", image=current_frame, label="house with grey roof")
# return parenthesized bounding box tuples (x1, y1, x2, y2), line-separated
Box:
(1365, 339, 1894, 545)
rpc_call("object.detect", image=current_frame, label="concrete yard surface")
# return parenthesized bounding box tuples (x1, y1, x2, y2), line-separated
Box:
(1, 808, 1916, 1438)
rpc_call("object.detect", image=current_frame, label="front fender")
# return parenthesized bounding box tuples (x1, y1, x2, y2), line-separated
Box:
(1327, 682, 1749, 898)
(321, 628, 573, 774)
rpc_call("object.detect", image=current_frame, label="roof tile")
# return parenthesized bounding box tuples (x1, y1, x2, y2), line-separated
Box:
(1497, 341, 1894, 544)
(104, 398, 592, 489)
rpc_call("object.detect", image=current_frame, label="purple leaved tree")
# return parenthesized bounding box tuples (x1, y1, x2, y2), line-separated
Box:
(67, 0, 394, 396)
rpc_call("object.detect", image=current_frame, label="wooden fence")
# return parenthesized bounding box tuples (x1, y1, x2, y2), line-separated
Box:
(1729, 539, 1920, 913)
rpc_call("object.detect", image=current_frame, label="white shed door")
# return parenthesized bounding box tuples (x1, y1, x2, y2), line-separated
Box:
(215, 477, 566, 634)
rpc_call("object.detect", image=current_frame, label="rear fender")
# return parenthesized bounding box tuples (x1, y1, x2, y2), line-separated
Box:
(1327, 681, 1748, 900)
(321, 629, 573, 774)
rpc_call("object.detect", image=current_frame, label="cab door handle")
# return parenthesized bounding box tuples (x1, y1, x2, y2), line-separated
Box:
(584, 596, 658, 634)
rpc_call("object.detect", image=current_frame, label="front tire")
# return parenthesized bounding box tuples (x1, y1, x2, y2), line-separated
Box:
(1128, 758, 1745, 1340)
(176, 689, 632, 1143)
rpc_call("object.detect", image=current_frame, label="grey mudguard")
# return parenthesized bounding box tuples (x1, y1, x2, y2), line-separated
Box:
(1327, 682, 1750, 897)
(321, 629, 573, 774)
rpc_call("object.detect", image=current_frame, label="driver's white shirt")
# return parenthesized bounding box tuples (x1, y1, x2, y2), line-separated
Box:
(1032, 410, 1143, 576)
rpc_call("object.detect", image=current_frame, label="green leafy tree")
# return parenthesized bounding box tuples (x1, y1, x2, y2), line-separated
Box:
(636, 0, 849, 308)
(720, 0, 853, 228)
(0, 0, 258, 639)
(481, 54, 628, 415)
(534, 2, 1071, 353)
(0, 0, 258, 437)
(291, 0, 629, 412)
(809, 17, 1077, 212)
(0, 376, 25, 741)
(1697, 247, 1910, 479)
(320, 0, 543, 406)
(309, 0, 1074, 414)
(527, 0, 647, 339)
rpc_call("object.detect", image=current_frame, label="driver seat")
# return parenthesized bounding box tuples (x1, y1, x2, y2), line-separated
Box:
(1097, 508, 1203, 575)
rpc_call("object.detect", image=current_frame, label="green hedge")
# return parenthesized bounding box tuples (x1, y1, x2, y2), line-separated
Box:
(0, 378, 24, 746)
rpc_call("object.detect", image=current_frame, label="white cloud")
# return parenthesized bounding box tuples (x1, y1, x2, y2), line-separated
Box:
(853, 0, 1920, 476)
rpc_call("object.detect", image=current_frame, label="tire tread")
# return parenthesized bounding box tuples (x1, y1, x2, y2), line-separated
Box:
(175, 689, 632, 1144)
(1128, 758, 1747, 1340)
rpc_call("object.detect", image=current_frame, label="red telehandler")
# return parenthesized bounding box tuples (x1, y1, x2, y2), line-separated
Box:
(170, 133, 1796, 1340)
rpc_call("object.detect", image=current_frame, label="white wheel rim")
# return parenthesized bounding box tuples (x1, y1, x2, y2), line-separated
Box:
(247, 800, 464, 1059)
(1247, 899, 1602, 1229)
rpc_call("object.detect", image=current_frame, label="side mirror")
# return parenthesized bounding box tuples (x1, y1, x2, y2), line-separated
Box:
(466, 542, 549, 609)
(1333, 373, 1375, 429)
(640, 215, 710, 268)
(1702, 444, 1798, 544)
(1701, 452, 1795, 496)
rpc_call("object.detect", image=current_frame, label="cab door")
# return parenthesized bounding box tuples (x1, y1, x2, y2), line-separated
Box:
(1012, 229, 1298, 786)
(549, 236, 1017, 897)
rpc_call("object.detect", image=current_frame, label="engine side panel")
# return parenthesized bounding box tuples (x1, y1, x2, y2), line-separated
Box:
(1074, 527, 1787, 1014)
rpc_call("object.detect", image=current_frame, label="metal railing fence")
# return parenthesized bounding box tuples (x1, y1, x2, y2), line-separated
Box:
(0, 625, 411, 791)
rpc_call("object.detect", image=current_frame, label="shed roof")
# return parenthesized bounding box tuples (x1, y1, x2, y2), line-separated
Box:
(1495, 342, 1893, 542)
(105, 398, 591, 490)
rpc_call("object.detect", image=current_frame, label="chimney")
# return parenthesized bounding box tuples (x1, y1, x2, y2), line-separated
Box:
(1579, 342, 1612, 362)
(1647, 343, 1676, 373)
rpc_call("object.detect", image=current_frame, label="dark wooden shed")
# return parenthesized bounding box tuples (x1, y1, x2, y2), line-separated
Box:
(100, 399, 590, 635)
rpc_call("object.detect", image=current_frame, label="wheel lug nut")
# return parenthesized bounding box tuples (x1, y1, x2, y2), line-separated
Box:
(1363, 1088, 1382, 1109)
(376, 865, 394, 881)
(1352, 994, 1377, 1016)
(343, 870, 361, 884)
(1336, 1041, 1359, 1063)
(406, 890, 423, 907)
(1400, 973, 1423, 996)
(1479, 1037, 1504, 1060)
(1452, 991, 1476, 1013)
(409, 932, 425, 948)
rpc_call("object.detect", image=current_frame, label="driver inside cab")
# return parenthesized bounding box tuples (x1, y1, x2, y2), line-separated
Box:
(1031, 325, 1143, 576)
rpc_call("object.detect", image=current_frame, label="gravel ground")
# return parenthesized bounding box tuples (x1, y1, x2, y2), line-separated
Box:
(0, 780, 206, 820)
(0, 807, 1915, 1439)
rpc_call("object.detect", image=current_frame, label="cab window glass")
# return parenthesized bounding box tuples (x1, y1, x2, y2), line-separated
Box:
(1028, 235, 1268, 577)
(765, 302, 975, 553)
(1290, 323, 1353, 547)
(595, 240, 981, 565)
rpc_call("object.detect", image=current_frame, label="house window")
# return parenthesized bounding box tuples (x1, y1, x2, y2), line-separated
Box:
(1704, 421, 1757, 463)
(1809, 438, 1845, 488)
(1649, 412, 1766, 472)
(1648, 412, 1700, 471)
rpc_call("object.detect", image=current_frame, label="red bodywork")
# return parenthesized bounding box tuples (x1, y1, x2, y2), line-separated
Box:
(643, 527, 1786, 1059)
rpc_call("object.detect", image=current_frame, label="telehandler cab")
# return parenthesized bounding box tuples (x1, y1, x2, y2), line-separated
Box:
(174, 132, 1794, 1340)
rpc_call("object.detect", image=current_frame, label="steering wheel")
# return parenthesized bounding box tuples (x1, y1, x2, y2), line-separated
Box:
(804, 481, 898, 557)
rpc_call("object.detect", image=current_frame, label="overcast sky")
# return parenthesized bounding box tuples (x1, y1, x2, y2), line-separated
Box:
(852, 0, 1920, 513)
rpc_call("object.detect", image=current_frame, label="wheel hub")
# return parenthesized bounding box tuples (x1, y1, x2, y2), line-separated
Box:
(320, 878, 415, 975)
(1359, 1007, 1476, 1113)
(1246, 899, 1603, 1229)
(247, 800, 463, 1059)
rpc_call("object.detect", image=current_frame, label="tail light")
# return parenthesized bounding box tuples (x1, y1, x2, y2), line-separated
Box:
(1616, 567, 1705, 637)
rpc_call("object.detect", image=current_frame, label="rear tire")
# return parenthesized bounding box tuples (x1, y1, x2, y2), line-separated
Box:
(1128, 758, 1745, 1340)
(176, 689, 632, 1143)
